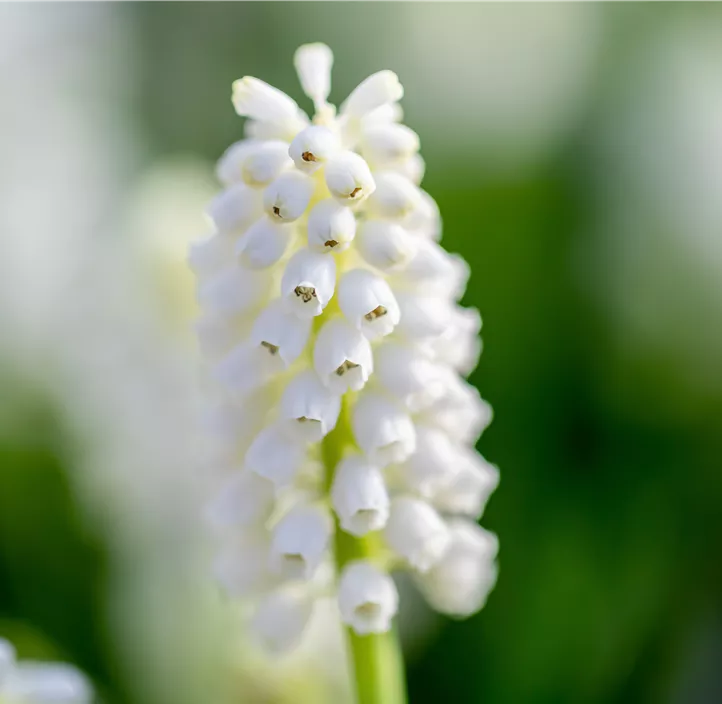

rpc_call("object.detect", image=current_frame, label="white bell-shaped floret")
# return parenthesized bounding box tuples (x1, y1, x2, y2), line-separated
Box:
(250, 299, 312, 368)
(213, 532, 274, 598)
(206, 183, 264, 235)
(415, 520, 498, 617)
(241, 141, 293, 187)
(264, 170, 315, 222)
(426, 305, 482, 374)
(213, 342, 274, 397)
(313, 318, 373, 394)
(270, 503, 333, 580)
(341, 70, 403, 118)
(367, 172, 422, 220)
(331, 455, 389, 537)
(289, 125, 340, 174)
(216, 139, 258, 186)
(338, 561, 399, 635)
(235, 216, 293, 270)
(294, 43, 333, 108)
(325, 151, 376, 204)
(432, 451, 500, 520)
(197, 265, 272, 317)
(203, 469, 276, 532)
(251, 585, 315, 654)
(373, 342, 445, 411)
(351, 391, 416, 467)
(200, 394, 274, 466)
(393, 292, 451, 341)
(397, 425, 458, 498)
(419, 374, 493, 445)
(384, 496, 450, 573)
(356, 220, 416, 272)
(281, 248, 336, 318)
(195, 312, 241, 361)
(338, 268, 400, 340)
(405, 189, 442, 241)
(280, 369, 342, 442)
(396, 238, 459, 287)
(361, 123, 420, 167)
(307, 199, 357, 253)
(245, 423, 307, 487)
(232, 76, 305, 125)
(393, 153, 426, 186)
(188, 232, 235, 281)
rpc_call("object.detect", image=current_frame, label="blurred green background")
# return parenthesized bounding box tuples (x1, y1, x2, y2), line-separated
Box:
(1, 3, 722, 703)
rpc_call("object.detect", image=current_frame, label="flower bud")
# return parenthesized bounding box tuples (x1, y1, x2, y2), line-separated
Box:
(361, 123, 420, 167)
(216, 139, 258, 186)
(432, 451, 500, 520)
(289, 126, 340, 173)
(419, 374, 492, 445)
(270, 503, 333, 580)
(397, 425, 458, 498)
(338, 269, 400, 340)
(325, 151, 376, 204)
(356, 220, 415, 272)
(367, 172, 422, 220)
(313, 318, 373, 394)
(384, 496, 450, 573)
(307, 199, 356, 253)
(235, 217, 293, 270)
(251, 585, 315, 654)
(232, 76, 305, 125)
(397, 238, 458, 286)
(206, 184, 263, 234)
(294, 43, 333, 106)
(264, 170, 314, 221)
(281, 248, 336, 318)
(241, 141, 293, 187)
(373, 342, 445, 411)
(250, 299, 312, 368)
(393, 153, 425, 186)
(393, 292, 451, 340)
(414, 520, 498, 617)
(246, 423, 307, 487)
(405, 189, 442, 241)
(338, 561, 399, 635)
(331, 456, 389, 537)
(280, 369, 342, 442)
(340, 70, 403, 117)
(352, 391, 416, 467)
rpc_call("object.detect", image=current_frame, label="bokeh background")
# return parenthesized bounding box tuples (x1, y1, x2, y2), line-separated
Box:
(1, 3, 722, 703)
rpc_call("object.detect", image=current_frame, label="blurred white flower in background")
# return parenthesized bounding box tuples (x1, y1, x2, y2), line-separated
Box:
(0, 638, 92, 704)
(0, 5, 347, 704)
(583, 18, 722, 404)
(398, 3, 603, 171)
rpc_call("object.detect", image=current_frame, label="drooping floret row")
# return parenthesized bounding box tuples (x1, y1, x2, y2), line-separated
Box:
(190, 43, 499, 652)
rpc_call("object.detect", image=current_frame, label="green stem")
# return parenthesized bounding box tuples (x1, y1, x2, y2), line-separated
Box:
(321, 395, 407, 704)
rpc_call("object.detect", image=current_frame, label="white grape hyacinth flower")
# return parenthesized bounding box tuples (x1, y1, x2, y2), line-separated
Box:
(193, 43, 499, 654)
(0, 638, 92, 704)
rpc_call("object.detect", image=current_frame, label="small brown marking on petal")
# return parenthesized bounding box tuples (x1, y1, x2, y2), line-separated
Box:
(364, 305, 387, 321)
